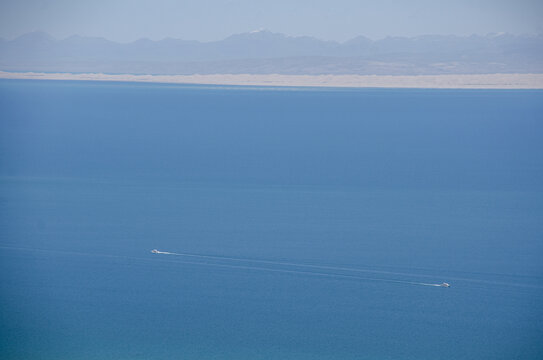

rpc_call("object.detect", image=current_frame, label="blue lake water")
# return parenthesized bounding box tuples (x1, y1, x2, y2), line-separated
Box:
(1, 79, 542, 359)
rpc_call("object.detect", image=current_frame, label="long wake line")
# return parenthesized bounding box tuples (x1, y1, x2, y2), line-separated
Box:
(151, 249, 448, 288)
(151, 250, 435, 278)
(5, 245, 543, 289)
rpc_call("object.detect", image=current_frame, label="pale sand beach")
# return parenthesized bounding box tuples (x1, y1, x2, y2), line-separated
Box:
(1, 71, 543, 89)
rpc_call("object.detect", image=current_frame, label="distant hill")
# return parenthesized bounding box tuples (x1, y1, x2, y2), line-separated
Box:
(1, 30, 542, 75)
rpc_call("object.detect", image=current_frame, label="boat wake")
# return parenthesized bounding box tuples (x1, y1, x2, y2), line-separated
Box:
(151, 249, 174, 255)
(150, 249, 450, 288)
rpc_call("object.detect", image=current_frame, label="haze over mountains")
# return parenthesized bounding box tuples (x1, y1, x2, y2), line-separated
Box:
(1, 30, 542, 75)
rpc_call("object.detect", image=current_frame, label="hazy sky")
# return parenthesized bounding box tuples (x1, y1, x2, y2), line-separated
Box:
(1, 0, 542, 42)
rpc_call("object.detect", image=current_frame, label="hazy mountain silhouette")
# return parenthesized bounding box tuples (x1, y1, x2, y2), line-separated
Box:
(1, 30, 542, 75)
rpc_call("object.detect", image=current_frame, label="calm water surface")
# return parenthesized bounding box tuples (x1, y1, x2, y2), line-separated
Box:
(1, 80, 542, 359)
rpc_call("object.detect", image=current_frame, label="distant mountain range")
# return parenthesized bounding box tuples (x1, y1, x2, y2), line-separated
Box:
(1, 30, 542, 75)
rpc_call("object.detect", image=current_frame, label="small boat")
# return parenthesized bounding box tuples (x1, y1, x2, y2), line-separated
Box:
(440, 282, 450, 287)
(151, 249, 159, 254)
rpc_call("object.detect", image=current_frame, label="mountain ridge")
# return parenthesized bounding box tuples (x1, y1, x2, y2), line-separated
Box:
(1, 30, 542, 75)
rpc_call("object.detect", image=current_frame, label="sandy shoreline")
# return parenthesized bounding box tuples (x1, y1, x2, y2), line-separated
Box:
(1, 71, 543, 89)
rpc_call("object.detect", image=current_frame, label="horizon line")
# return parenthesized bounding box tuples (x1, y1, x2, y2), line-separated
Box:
(2, 29, 542, 45)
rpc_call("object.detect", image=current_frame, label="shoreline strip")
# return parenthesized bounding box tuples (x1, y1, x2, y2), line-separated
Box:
(1, 71, 543, 89)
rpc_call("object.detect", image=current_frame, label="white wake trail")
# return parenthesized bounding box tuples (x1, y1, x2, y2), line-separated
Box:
(150, 250, 432, 277)
(150, 249, 448, 288)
